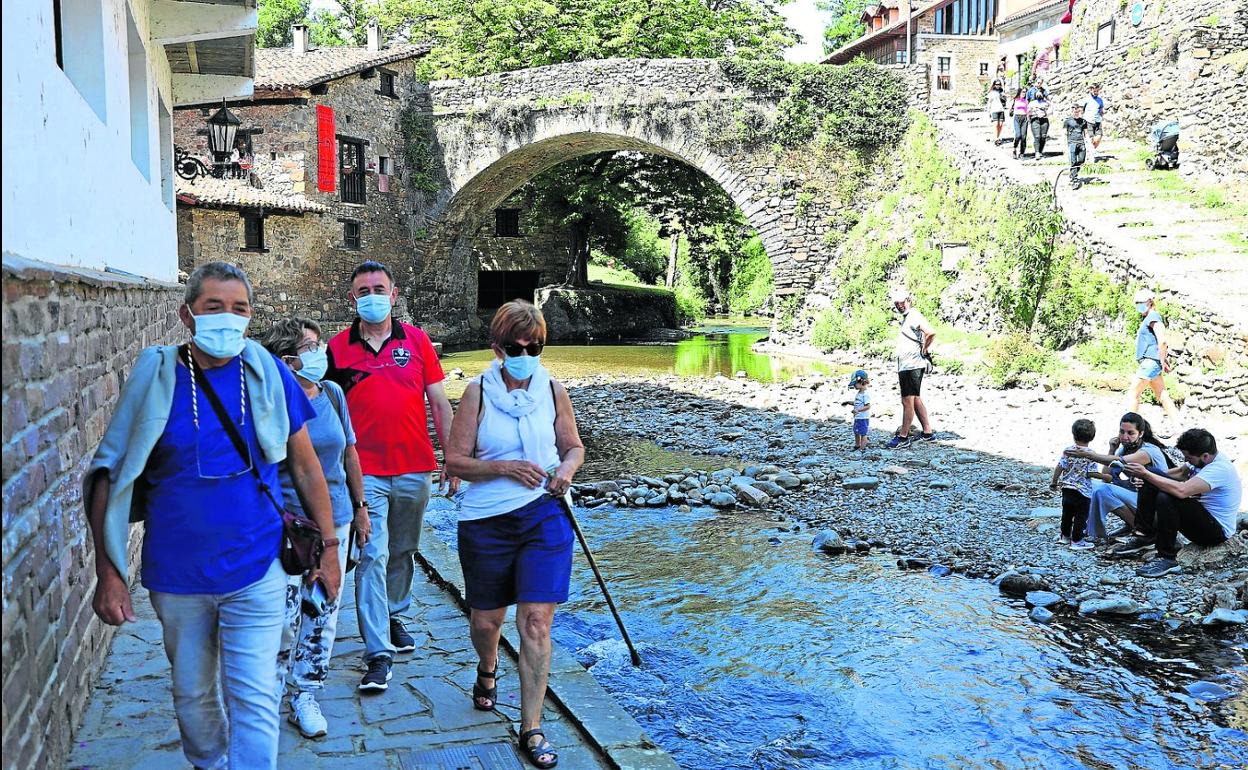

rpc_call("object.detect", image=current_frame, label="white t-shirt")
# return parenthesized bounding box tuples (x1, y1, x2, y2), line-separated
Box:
(1082, 94, 1104, 123)
(853, 391, 870, 420)
(895, 308, 931, 373)
(1192, 453, 1243, 537)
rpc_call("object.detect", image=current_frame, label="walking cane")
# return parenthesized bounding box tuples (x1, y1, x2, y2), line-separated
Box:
(556, 493, 643, 667)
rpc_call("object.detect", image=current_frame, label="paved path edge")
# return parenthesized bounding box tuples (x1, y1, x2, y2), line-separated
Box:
(416, 522, 681, 770)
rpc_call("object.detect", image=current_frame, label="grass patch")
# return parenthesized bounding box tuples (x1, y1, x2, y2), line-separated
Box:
(1224, 231, 1248, 254)
(1201, 188, 1228, 209)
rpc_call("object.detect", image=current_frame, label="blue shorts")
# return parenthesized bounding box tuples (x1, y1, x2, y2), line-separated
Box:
(854, 418, 870, 436)
(1136, 358, 1163, 380)
(458, 495, 574, 610)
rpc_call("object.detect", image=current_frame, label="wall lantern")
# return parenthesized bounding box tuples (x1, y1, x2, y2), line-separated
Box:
(206, 100, 242, 165)
(176, 100, 248, 182)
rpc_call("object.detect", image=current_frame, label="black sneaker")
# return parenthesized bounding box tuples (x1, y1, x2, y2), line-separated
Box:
(358, 657, 393, 692)
(390, 618, 416, 653)
(918, 432, 937, 442)
(1113, 535, 1156, 556)
(1107, 524, 1133, 539)
(1136, 557, 1180, 578)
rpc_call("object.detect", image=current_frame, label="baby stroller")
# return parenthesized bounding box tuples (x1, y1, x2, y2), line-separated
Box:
(1145, 120, 1179, 170)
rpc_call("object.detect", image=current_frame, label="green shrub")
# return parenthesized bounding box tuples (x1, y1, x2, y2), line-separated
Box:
(1073, 334, 1134, 374)
(983, 333, 1055, 388)
(674, 284, 708, 323)
(810, 309, 851, 351)
(726, 236, 774, 313)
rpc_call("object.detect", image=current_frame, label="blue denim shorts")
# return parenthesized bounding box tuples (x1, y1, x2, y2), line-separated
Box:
(458, 495, 574, 610)
(854, 418, 870, 436)
(1136, 358, 1163, 380)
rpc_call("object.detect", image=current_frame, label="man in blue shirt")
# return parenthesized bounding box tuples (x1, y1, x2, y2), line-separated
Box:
(86, 262, 340, 770)
(1125, 428, 1242, 577)
(1125, 288, 1179, 435)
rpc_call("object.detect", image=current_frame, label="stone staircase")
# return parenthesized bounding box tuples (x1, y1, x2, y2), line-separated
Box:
(935, 112, 1248, 415)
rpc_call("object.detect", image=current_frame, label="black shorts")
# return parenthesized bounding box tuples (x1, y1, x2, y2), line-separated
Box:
(899, 368, 924, 398)
(1089, 121, 1103, 138)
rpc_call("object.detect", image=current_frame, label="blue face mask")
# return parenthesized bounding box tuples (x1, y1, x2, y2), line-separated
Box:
(297, 349, 328, 383)
(191, 311, 250, 359)
(502, 353, 540, 380)
(356, 294, 392, 324)
(1135, 303, 1149, 314)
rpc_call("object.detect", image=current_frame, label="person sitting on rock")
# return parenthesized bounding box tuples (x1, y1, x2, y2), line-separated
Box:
(1063, 413, 1170, 541)
(1122, 428, 1242, 578)
(1050, 418, 1097, 549)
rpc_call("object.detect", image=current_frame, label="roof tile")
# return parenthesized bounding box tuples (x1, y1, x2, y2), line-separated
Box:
(255, 43, 430, 90)
(175, 176, 328, 214)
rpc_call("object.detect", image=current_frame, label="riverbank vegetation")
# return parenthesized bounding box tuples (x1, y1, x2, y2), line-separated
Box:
(806, 114, 1141, 391)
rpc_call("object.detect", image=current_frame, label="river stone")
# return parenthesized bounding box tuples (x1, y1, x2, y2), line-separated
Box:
(752, 480, 788, 497)
(679, 477, 701, 491)
(639, 476, 666, 488)
(1026, 591, 1064, 609)
(1029, 607, 1055, 624)
(668, 489, 687, 503)
(758, 465, 783, 476)
(843, 477, 880, 490)
(899, 557, 932, 570)
(929, 564, 952, 577)
(929, 479, 952, 490)
(721, 429, 745, 440)
(645, 492, 668, 507)
(590, 481, 621, 496)
(1079, 596, 1143, 616)
(707, 492, 737, 508)
(1029, 507, 1063, 519)
(662, 473, 684, 484)
(1075, 589, 1104, 603)
(1186, 681, 1232, 701)
(1201, 608, 1248, 625)
(797, 457, 823, 469)
(880, 465, 909, 476)
(730, 482, 770, 507)
(997, 573, 1049, 595)
(707, 446, 733, 456)
(710, 468, 737, 483)
(686, 493, 705, 505)
(773, 472, 802, 490)
(813, 530, 848, 555)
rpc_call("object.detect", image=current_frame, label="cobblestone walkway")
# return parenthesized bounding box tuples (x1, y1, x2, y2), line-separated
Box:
(67, 567, 612, 770)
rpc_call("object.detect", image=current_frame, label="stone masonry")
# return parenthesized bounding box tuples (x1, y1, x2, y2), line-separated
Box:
(1041, 0, 1248, 183)
(411, 58, 930, 344)
(1, 256, 183, 770)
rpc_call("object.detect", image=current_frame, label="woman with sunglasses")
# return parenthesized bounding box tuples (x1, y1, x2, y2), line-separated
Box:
(260, 318, 369, 739)
(444, 300, 585, 769)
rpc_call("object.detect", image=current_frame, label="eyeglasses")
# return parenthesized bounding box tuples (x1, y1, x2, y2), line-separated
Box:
(502, 341, 544, 357)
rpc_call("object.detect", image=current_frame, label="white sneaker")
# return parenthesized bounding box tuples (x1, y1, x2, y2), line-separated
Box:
(289, 691, 328, 738)
(1069, 540, 1095, 551)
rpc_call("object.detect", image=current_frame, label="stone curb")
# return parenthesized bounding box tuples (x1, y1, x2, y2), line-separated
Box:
(416, 523, 680, 770)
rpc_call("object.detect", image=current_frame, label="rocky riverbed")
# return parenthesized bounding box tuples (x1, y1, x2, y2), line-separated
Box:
(561, 364, 1248, 631)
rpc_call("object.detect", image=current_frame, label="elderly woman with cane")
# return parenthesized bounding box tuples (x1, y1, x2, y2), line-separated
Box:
(444, 300, 585, 769)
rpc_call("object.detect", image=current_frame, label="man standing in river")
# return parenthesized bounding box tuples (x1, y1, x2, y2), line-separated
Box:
(326, 260, 456, 692)
(887, 288, 937, 449)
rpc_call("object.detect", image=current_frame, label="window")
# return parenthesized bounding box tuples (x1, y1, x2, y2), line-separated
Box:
(494, 208, 521, 237)
(126, 7, 150, 180)
(344, 221, 361, 250)
(339, 138, 366, 204)
(937, 57, 952, 91)
(979, 61, 990, 77)
(378, 71, 396, 98)
(1096, 20, 1116, 49)
(478, 270, 541, 309)
(377, 155, 392, 193)
(55, 0, 107, 120)
(242, 212, 265, 251)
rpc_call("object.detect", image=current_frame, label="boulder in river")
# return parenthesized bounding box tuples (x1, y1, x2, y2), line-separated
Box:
(996, 572, 1049, 595)
(1201, 608, 1248, 626)
(1025, 591, 1064, 609)
(731, 481, 770, 507)
(1078, 596, 1143, 616)
(773, 472, 802, 490)
(707, 492, 737, 508)
(813, 530, 848, 555)
(1029, 607, 1055, 624)
(751, 480, 788, 497)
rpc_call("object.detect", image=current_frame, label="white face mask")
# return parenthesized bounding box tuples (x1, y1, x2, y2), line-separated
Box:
(1135, 303, 1149, 314)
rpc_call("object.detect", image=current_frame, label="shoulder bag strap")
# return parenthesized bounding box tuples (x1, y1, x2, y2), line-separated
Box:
(184, 345, 286, 520)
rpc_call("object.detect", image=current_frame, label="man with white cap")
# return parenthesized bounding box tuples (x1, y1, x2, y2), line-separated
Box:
(1126, 287, 1179, 435)
(887, 288, 937, 449)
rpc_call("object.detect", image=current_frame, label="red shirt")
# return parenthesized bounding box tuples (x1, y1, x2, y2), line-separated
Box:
(326, 320, 445, 476)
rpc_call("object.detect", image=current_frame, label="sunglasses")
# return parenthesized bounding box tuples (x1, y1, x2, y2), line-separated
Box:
(501, 341, 544, 357)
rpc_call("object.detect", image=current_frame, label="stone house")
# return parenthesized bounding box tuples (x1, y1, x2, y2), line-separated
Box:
(996, 0, 1072, 85)
(1, 1, 255, 767)
(824, 0, 1001, 107)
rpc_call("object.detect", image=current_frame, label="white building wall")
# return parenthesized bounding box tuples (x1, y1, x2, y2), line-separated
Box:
(2, 0, 178, 280)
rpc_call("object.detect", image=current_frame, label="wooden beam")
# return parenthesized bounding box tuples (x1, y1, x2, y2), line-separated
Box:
(173, 74, 254, 107)
(187, 42, 200, 74)
(151, 0, 257, 46)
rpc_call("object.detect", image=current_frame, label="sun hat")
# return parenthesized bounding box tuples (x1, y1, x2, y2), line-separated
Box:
(1133, 287, 1155, 303)
(888, 287, 910, 305)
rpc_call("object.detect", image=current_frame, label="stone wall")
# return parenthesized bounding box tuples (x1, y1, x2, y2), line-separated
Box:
(535, 285, 680, 341)
(1042, 0, 1248, 183)
(1, 255, 182, 770)
(918, 34, 1000, 107)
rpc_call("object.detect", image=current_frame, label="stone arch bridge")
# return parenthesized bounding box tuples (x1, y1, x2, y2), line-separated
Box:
(405, 58, 924, 343)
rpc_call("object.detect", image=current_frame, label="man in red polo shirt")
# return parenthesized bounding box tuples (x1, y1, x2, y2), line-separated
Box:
(326, 260, 456, 692)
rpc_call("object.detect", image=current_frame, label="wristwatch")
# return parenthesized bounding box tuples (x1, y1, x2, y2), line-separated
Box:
(354, 500, 368, 509)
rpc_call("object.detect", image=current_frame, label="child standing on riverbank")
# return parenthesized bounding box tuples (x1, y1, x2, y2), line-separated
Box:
(850, 369, 871, 451)
(1050, 418, 1098, 549)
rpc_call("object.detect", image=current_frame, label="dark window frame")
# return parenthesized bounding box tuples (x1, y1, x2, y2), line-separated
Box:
(343, 220, 362, 250)
(494, 208, 522, 238)
(1096, 19, 1116, 49)
(53, 0, 64, 69)
(338, 137, 366, 204)
(241, 210, 267, 252)
(377, 70, 397, 98)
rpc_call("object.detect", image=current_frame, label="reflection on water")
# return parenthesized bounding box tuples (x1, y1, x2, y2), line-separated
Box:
(424, 498, 1248, 770)
(439, 322, 838, 399)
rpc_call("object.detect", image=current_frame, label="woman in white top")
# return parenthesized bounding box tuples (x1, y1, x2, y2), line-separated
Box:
(986, 80, 1007, 144)
(445, 300, 585, 770)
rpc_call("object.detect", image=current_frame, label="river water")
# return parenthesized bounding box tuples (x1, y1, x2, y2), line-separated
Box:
(429, 325, 1248, 769)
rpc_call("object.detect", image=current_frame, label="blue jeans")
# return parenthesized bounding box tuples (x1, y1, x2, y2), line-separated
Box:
(358, 473, 431, 660)
(149, 559, 286, 770)
(278, 523, 350, 694)
(1087, 481, 1137, 539)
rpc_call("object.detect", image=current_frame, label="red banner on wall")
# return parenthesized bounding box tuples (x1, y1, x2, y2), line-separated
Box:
(317, 105, 336, 193)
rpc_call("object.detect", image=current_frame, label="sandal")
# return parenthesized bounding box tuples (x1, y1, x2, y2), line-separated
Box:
(472, 665, 500, 711)
(518, 728, 558, 769)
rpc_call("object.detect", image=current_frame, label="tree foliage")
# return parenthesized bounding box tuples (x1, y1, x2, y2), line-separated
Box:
(818, 0, 869, 54)
(257, 0, 310, 48)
